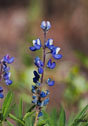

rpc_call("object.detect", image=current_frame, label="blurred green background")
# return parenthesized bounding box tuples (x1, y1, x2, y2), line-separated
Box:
(0, 0, 88, 121)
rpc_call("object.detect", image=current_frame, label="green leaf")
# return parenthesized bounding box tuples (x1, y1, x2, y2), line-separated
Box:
(70, 105, 88, 126)
(57, 106, 66, 126)
(23, 111, 35, 121)
(42, 110, 53, 126)
(2, 91, 13, 120)
(37, 120, 47, 126)
(27, 105, 36, 113)
(9, 113, 25, 126)
(0, 109, 3, 121)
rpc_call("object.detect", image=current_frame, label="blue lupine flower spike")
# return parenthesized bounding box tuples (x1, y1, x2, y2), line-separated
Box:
(0, 54, 14, 98)
(30, 38, 41, 51)
(41, 21, 51, 31)
(30, 21, 62, 125)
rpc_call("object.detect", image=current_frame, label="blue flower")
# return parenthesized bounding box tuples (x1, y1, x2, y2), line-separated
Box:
(40, 90, 49, 98)
(34, 57, 44, 74)
(0, 87, 4, 99)
(29, 38, 41, 51)
(3, 54, 14, 64)
(5, 80, 12, 85)
(32, 85, 37, 93)
(3, 72, 11, 80)
(45, 39, 62, 60)
(33, 71, 40, 83)
(38, 111, 43, 117)
(47, 78, 55, 86)
(41, 98, 49, 106)
(45, 39, 54, 50)
(3, 64, 10, 72)
(47, 59, 56, 69)
(32, 95, 37, 99)
(34, 57, 43, 68)
(41, 21, 51, 31)
(32, 99, 37, 104)
(52, 47, 62, 60)
(38, 67, 43, 74)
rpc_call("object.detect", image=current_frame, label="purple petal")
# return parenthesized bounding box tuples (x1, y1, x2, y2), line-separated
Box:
(8, 57, 14, 64)
(47, 78, 55, 86)
(52, 54, 62, 60)
(0, 93, 4, 99)
(5, 80, 12, 85)
(38, 112, 43, 117)
(29, 46, 36, 51)
(47, 59, 56, 69)
(0, 87, 3, 93)
(38, 67, 43, 74)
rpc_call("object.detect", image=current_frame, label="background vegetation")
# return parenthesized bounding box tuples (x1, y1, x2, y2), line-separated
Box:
(0, 0, 88, 125)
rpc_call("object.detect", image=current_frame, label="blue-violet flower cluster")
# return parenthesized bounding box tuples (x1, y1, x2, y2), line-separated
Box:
(29, 21, 62, 117)
(0, 54, 14, 98)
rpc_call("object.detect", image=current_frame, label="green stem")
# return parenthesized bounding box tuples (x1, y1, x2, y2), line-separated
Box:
(0, 122, 2, 126)
(41, 31, 46, 84)
(9, 114, 25, 126)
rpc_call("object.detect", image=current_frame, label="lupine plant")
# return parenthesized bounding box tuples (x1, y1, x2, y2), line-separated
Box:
(0, 21, 88, 126)
(29, 21, 62, 126)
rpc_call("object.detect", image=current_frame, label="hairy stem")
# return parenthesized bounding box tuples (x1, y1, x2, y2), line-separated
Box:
(41, 31, 46, 84)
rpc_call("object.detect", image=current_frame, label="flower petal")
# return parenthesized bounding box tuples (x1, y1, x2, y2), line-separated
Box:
(38, 67, 43, 74)
(0, 93, 4, 99)
(0, 87, 3, 93)
(8, 57, 14, 64)
(52, 54, 62, 60)
(47, 59, 56, 69)
(29, 46, 36, 51)
(38, 112, 43, 117)
(47, 78, 55, 86)
(5, 80, 12, 85)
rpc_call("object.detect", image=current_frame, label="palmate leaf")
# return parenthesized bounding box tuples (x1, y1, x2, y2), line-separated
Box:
(2, 91, 13, 120)
(70, 105, 88, 126)
(57, 106, 66, 126)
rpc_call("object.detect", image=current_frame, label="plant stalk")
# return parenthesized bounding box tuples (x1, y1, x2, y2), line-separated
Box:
(0, 122, 2, 126)
(41, 31, 46, 84)
(34, 31, 47, 126)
